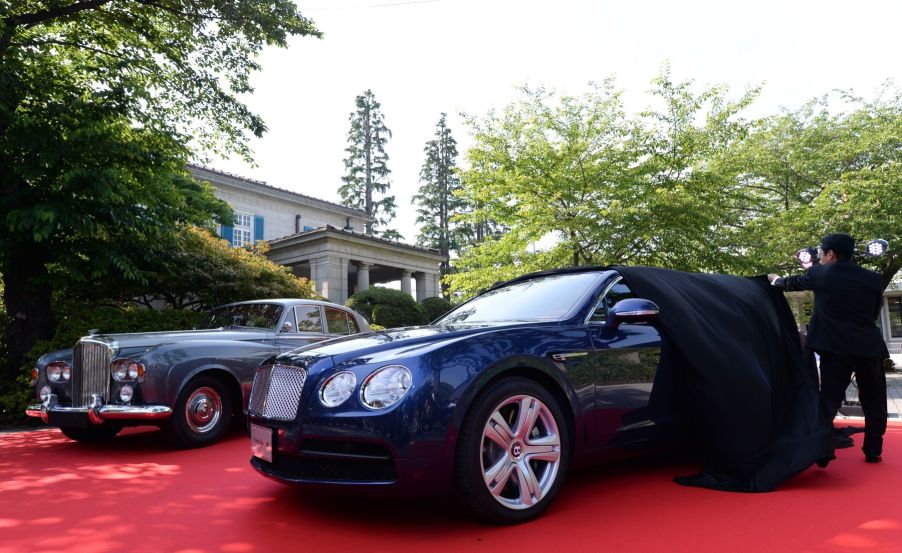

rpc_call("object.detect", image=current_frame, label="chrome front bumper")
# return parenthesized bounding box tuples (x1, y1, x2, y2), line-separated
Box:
(26, 394, 172, 425)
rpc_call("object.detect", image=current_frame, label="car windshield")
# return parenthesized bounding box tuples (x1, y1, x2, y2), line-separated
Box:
(202, 303, 284, 330)
(436, 272, 603, 325)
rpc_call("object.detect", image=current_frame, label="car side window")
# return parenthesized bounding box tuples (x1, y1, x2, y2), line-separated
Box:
(294, 305, 323, 333)
(347, 313, 360, 334)
(283, 307, 298, 332)
(589, 279, 636, 323)
(325, 307, 351, 335)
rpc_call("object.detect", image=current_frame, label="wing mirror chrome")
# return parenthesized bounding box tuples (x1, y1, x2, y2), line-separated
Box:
(605, 298, 660, 330)
(281, 321, 294, 333)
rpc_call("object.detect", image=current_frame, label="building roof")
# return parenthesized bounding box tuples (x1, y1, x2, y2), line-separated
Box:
(188, 164, 374, 221)
(269, 225, 445, 260)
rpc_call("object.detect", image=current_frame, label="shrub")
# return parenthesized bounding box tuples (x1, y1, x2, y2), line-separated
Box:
(420, 296, 453, 322)
(345, 287, 427, 327)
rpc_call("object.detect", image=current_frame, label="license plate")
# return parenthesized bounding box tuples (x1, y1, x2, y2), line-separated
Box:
(250, 423, 273, 463)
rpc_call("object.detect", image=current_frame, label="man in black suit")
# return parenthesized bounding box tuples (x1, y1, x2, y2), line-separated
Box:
(768, 233, 888, 463)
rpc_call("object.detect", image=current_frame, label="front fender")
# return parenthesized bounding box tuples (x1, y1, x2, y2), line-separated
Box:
(139, 340, 279, 406)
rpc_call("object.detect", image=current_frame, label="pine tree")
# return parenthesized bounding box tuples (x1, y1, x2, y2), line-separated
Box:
(413, 114, 469, 296)
(339, 90, 401, 240)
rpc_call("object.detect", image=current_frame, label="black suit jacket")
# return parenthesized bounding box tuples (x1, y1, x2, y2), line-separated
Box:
(777, 260, 887, 358)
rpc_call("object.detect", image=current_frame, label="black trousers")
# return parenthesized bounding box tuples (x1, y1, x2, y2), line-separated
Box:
(818, 352, 887, 457)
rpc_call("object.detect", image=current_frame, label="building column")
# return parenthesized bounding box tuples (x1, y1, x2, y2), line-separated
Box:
(311, 256, 348, 303)
(433, 272, 442, 299)
(357, 262, 370, 294)
(400, 270, 412, 297)
(415, 272, 427, 301)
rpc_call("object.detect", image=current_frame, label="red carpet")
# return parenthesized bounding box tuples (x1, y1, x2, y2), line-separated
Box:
(1, 423, 901, 553)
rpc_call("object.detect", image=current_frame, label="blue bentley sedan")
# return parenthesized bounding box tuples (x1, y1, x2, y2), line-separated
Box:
(248, 268, 683, 523)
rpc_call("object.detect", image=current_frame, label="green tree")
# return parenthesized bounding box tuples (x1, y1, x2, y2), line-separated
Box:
(339, 90, 401, 240)
(449, 74, 755, 298)
(725, 88, 902, 287)
(0, 1, 320, 377)
(413, 113, 469, 297)
(62, 226, 318, 310)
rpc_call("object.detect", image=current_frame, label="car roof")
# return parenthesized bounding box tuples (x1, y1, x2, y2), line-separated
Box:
(214, 298, 348, 309)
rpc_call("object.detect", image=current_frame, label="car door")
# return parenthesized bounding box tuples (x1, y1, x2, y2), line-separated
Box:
(275, 305, 330, 352)
(586, 277, 664, 449)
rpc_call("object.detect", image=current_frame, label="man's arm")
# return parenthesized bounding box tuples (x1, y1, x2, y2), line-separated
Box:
(768, 272, 813, 291)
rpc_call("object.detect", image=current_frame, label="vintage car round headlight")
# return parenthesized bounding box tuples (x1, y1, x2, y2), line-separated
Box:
(119, 385, 134, 403)
(360, 365, 412, 410)
(320, 371, 357, 407)
(47, 363, 70, 382)
(39, 386, 52, 402)
(111, 359, 144, 382)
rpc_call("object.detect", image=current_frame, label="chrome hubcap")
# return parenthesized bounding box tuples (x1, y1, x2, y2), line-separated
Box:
(480, 394, 561, 511)
(185, 387, 222, 434)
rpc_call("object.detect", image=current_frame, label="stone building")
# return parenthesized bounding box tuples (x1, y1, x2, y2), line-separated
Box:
(189, 165, 446, 304)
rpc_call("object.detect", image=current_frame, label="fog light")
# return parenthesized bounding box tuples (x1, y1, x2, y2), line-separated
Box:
(39, 386, 52, 402)
(119, 385, 134, 403)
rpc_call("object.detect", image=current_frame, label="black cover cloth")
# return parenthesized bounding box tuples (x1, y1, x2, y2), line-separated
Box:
(614, 266, 834, 492)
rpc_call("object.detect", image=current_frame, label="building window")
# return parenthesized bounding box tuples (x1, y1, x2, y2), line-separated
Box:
(233, 213, 253, 247)
(888, 297, 902, 338)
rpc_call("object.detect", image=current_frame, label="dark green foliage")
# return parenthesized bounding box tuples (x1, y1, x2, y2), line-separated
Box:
(420, 296, 453, 322)
(345, 287, 427, 327)
(339, 90, 402, 240)
(63, 226, 318, 310)
(0, 0, 320, 379)
(413, 113, 469, 296)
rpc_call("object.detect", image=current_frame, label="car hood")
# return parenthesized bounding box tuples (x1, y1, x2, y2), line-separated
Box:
(281, 323, 531, 366)
(85, 328, 274, 350)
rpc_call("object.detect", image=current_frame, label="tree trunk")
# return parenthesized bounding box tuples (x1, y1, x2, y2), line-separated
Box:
(3, 242, 55, 379)
(879, 255, 901, 291)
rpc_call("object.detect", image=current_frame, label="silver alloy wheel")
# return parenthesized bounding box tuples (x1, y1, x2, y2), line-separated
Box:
(184, 387, 223, 434)
(480, 394, 562, 510)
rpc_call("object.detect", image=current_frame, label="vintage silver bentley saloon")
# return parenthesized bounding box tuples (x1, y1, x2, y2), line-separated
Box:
(26, 299, 370, 448)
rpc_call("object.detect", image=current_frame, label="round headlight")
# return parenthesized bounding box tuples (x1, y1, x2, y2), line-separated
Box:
(361, 365, 412, 410)
(61, 365, 71, 381)
(47, 364, 62, 383)
(111, 359, 143, 382)
(119, 385, 134, 403)
(39, 386, 52, 402)
(113, 362, 128, 381)
(320, 371, 357, 407)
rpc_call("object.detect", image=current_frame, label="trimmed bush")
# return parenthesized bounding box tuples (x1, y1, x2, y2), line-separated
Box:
(345, 287, 427, 328)
(420, 296, 453, 322)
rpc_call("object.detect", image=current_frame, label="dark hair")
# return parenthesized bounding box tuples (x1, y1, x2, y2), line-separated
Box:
(821, 232, 855, 260)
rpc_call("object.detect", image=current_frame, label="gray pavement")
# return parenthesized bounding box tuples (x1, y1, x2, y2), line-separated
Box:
(838, 368, 902, 420)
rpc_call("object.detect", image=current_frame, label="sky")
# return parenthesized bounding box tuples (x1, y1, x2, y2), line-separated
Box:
(211, 0, 902, 243)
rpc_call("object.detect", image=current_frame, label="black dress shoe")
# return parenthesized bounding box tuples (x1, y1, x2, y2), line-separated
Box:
(865, 455, 882, 463)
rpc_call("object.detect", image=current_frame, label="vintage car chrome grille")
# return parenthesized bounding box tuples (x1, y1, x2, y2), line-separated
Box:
(249, 364, 307, 420)
(71, 340, 112, 407)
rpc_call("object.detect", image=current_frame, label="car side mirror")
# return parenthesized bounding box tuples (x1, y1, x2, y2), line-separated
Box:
(605, 298, 660, 330)
(281, 321, 294, 333)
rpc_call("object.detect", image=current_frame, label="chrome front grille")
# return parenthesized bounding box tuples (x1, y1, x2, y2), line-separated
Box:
(249, 364, 307, 420)
(71, 340, 112, 407)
